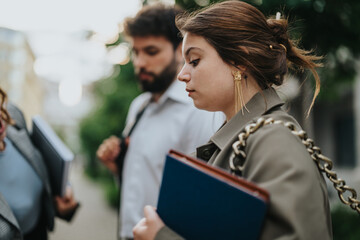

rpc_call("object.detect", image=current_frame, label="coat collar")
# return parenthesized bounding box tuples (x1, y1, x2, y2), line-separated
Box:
(210, 88, 284, 150)
(0, 193, 21, 233)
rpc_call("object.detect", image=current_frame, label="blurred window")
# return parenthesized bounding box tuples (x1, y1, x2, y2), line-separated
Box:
(335, 113, 356, 167)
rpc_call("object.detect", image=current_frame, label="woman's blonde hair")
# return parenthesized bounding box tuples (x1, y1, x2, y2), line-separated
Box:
(0, 88, 14, 125)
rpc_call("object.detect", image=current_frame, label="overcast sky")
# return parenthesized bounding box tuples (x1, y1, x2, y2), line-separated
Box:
(0, 0, 145, 107)
(0, 0, 179, 108)
(0, 0, 141, 33)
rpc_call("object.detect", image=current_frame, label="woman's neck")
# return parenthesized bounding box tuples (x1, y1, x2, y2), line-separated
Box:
(224, 77, 260, 121)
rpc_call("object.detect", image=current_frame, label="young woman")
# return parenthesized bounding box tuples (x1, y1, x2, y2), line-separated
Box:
(133, 1, 332, 239)
(0, 88, 79, 239)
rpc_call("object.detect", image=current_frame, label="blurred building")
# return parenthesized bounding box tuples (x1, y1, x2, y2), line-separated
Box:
(0, 27, 44, 126)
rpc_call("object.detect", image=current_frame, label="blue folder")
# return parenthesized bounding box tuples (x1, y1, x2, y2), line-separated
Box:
(157, 150, 269, 240)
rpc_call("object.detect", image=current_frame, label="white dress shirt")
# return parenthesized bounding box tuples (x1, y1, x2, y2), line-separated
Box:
(119, 80, 223, 238)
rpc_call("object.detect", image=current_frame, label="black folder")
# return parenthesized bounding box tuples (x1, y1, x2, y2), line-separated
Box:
(31, 115, 74, 197)
(157, 150, 269, 240)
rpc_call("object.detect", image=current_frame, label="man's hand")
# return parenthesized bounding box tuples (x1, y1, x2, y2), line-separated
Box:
(96, 135, 121, 174)
(133, 205, 165, 240)
(54, 185, 79, 217)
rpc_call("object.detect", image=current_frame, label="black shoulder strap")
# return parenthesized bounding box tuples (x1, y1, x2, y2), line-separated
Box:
(116, 100, 151, 180)
(125, 100, 150, 138)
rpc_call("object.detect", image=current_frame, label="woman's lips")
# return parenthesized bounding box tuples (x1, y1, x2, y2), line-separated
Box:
(185, 88, 195, 97)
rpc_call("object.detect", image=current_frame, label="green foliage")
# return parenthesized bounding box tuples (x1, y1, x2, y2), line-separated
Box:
(175, 0, 218, 11)
(79, 62, 140, 179)
(78, 29, 141, 205)
(332, 204, 360, 240)
(103, 179, 120, 207)
(94, 176, 120, 208)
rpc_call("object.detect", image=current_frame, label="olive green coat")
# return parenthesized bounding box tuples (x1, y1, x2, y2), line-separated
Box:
(155, 88, 332, 240)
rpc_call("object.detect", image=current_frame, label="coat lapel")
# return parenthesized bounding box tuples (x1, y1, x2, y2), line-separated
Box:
(0, 193, 21, 232)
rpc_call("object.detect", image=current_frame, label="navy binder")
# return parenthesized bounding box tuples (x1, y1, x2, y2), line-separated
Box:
(31, 115, 74, 197)
(157, 150, 269, 240)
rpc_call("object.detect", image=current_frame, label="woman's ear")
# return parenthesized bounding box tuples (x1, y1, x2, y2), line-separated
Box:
(230, 64, 246, 73)
(229, 61, 247, 73)
(236, 65, 247, 72)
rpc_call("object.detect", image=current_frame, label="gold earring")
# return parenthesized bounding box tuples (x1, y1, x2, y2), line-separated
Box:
(233, 71, 242, 82)
(232, 70, 249, 115)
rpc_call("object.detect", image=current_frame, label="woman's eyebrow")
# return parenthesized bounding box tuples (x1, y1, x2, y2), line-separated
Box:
(185, 47, 203, 58)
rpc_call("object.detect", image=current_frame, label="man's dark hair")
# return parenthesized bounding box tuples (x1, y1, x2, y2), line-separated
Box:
(124, 4, 183, 49)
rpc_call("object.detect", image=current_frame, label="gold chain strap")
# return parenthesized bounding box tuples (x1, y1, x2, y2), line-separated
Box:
(229, 117, 360, 214)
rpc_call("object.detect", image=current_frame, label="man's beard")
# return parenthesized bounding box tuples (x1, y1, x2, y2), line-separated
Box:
(137, 56, 178, 93)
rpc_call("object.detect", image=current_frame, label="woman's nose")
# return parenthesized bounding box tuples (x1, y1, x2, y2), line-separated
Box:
(177, 66, 190, 83)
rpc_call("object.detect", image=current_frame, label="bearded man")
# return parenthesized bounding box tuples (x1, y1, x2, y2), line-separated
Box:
(96, 4, 221, 240)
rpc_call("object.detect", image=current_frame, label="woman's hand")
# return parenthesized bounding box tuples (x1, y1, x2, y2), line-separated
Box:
(54, 185, 79, 217)
(133, 205, 165, 240)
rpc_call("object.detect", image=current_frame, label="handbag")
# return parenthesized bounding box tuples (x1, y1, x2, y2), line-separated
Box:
(229, 117, 360, 214)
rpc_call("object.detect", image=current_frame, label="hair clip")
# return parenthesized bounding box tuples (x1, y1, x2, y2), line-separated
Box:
(269, 45, 273, 50)
(276, 12, 281, 20)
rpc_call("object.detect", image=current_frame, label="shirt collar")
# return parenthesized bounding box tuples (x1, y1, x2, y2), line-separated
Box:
(156, 80, 191, 105)
(210, 87, 284, 150)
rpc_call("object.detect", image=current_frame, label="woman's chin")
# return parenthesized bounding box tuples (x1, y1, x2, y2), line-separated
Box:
(193, 101, 202, 109)
(193, 102, 211, 112)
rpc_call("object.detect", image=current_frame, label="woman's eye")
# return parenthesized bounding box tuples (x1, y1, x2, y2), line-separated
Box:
(190, 59, 199, 67)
